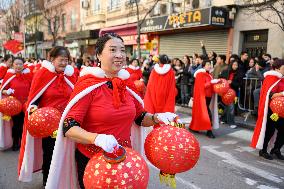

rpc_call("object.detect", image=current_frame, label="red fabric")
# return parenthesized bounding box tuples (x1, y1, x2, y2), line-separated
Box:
(67, 84, 143, 158)
(126, 67, 142, 81)
(251, 75, 281, 148)
(3, 72, 33, 105)
(229, 72, 235, 81)
(271, 78, 284, 93)
(0, 66, 8, 80)
(3, 40, 23, 54)
(189, 72, 212, 131)
(144, 68, 176, 114)
(18, 67, 77, 175)
(204, 72, 214, 97)
(74, 67, 80, 78)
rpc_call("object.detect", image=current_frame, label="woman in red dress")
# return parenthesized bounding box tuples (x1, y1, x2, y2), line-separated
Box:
(0, 57, 33, 150)
(46, 33, 179, 189)
(126, 59, 142, 81)
(189, 60, 220, 138)
(18, 46, 77, 186)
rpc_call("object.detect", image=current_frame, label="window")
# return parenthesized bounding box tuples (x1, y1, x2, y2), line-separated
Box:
(108, 0, 121, 11)
(62, 14, 66, 32)
(55, 16, 59, 31)
(71, 10, 76, 30)
(48, 20, 51, 34)
(94, 0, 101, 11)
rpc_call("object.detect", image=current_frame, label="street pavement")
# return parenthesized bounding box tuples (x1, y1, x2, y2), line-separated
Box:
(0, 111, 283, 189)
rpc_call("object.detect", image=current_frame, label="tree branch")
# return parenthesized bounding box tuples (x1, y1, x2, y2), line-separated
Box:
(139, 0, 161, 27)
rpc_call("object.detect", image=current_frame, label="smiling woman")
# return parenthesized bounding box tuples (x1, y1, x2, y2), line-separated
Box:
(46, 33, 180, 189)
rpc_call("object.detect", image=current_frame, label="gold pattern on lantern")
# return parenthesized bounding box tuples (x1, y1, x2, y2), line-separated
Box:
(158, 136, 162, 141)
(94, 170, 99, 176)
(121, 180, 126, 185)
(126, 162, 132, 168)
(132, 157, 137, 162)
(111, 169, 117, 175)
(179, 144, 183, 149)
(124, 173, 129, 178)
(137, 156, 141, 160)
(163, 146, 168, 151)
(95, 163, 100, 168)
(136, 163, 140, 167)
(106, 163, 111, 169)
(105, 178, 111, 184)
(117, 165, 122, 170)
(171, 146, 176, 151)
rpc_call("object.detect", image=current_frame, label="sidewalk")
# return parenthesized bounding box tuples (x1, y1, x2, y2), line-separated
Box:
(175, 105, 256, 130)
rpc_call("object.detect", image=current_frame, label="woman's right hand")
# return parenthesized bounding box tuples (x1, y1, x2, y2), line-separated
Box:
(94, 134, 118, 153)
(271, 92, 284, 99)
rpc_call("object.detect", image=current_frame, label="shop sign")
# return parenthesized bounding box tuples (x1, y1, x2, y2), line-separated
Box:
(141, 7, 231, 33)
(121, 34, 148, 45)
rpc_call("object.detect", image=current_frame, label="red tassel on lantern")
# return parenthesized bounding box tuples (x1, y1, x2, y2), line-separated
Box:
(221, 88, 236, 105)
(269, 96, 284, 121)
(84, 146, 149, 189)
(27, 107, 61, 138)
(0, 96, 22, 116)
(213, 79, 229, 95)
(134, 80, 145, 93)
(144, 124, 200, 188)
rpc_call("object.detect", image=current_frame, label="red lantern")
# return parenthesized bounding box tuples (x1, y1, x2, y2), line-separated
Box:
(84, 146, 149, 189)
(134, 80, 145, 93)
(269, 97, 284, 121)
(221, 88, 236, 105)
(0, 96, 22, 116)
(27, 107, 61, 138)
(213, 79, 229, 95)
(144, 125, 200, 188)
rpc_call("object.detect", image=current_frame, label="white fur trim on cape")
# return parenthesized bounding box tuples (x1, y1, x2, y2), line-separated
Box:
(209, 93, 219, 129)
(46, 82, 146, 189)
(154, 64, 171, 75)
(256, 79, 281, 149)
(194, 68, 206, 78)
(7, 69, 15, 74)
(0, 75, 16, 150)
(80, 67, 130, 80)
(0, 63, 7, 67)
(264, 70, 283, 78)
(128, 65, 140, 70)
(22, 68, 30, 74)
(41, 60, 55, 73)
(64, 65, 74, 77)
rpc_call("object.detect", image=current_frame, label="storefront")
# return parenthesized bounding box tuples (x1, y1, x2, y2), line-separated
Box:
(100, 23, 150, 58)
(65, 30, 99, 58)
(140, 6, 233, 59)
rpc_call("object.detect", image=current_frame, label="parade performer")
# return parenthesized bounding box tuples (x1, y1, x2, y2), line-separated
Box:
(0, 54, 13, 82)
(0, 57, 33, 150)
(144, 54, 176, 114)
(251, 59, 284, 160)
(126, 59, 142, 81)
(189, 60, 219, 138)
(45, 33, 179, 189)
(18, 47, 77, 186)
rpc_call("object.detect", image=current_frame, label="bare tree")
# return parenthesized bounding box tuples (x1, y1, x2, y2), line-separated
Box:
(0, 0, 24, 39)
(42, 4, 63, 46)
(241, 0, 284, 31)
(127, 0, 161, 59)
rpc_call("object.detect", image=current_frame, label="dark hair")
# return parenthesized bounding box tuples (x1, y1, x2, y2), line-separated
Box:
(159, 54, 170, 64)
(263, 53, 271, 59)
(218, 55, 226, 62)
(184, 55, 191, 64)
(131, 58, 140, 65)
(48, 46, 71, 61)
(95, 33, 124, 63)
(228, 60, 239, 72)
(212, 51, 217, 59)
(4, 54, 12, 62)
(272, 59, 284, 70)
(13, 57, 24, 63)
(230, 54, 240, 61)
(199, 55, 207, 60)
(241, 51, 248, 56)
(202, 59, 210, 68)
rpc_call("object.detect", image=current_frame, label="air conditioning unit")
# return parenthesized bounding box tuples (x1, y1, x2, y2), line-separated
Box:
(82, 0, 89, 9)
(150, 3, 160, 16)
(160, 3, 168, 15)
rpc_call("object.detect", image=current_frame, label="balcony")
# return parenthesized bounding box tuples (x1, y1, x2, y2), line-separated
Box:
(85, 10, 106, 26)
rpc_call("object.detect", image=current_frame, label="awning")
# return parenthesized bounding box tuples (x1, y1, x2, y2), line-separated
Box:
(99, 23, 137, 36)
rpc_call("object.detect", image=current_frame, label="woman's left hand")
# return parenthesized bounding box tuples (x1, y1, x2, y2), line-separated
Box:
(156, 112, 180, 125)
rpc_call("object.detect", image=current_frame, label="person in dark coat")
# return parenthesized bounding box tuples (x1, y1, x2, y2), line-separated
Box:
(180, 55, 192, 106)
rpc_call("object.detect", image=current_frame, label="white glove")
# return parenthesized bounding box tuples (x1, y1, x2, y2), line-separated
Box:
(94, 134, 118, 153)
(211, 79, 220, 84)
(156, 112, 180, 125)
(281, 91, 284, 96)
(6, 88, 15, 95)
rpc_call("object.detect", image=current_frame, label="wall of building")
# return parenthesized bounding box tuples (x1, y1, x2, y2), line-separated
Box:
(233, 9, 284, 58)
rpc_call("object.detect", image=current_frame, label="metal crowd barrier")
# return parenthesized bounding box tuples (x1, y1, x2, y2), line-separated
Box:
(237, 77, 262, 122)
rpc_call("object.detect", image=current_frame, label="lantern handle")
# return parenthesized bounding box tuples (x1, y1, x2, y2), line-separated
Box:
(103, 145, 126, 164)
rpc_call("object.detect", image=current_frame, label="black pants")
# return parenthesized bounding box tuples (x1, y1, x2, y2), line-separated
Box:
(206, 97, 212, 122)
(11, 111, 25, 147)
(75, 149, 90, 189)
(263, 108, 284, 152)
(42, 137, 56, 184)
